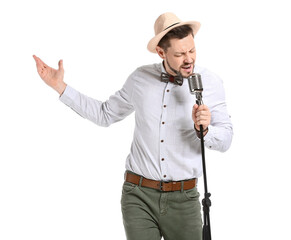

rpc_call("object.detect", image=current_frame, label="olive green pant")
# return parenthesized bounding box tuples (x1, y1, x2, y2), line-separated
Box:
(121, 180, 202, 240)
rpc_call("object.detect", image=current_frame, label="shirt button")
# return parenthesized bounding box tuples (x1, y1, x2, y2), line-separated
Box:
(163, 105, 167, 108)
(167, 89, 170, 92)
(163, 175, 167, 178)
(161, 140, 164, 143)
(161, 158, 165, 161)
(162, 121, 165, 124)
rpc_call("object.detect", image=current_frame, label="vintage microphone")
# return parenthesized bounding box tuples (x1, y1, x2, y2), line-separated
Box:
(188, 73, 212, 240)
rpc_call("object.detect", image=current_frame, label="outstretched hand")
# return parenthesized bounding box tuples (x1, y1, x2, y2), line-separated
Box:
(33, 55, 67, 95)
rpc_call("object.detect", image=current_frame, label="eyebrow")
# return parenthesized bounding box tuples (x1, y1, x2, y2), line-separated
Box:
(174, 47, 196, 55)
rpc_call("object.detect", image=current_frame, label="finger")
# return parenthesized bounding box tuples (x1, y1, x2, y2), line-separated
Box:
(33, 55, 45, 70)
(196, 117, 209, 124)
(33, 55, 41, 67)
(196, 115, 206, 121)
(200, 105, 209, 111)
(33, 55, 38, 62)
(196, 105, 204, 111)
(35, 56, 48, 68)
(196, 108, 206, 116)
(196, 111, 202, 117)
(34, 58, 46, 76)
(58, 59, 63, 70)
(194, 105, 205, 116)
(197, 121, 209, 128)
(196, 110, 209, 117)
(192, 104, 199, 115)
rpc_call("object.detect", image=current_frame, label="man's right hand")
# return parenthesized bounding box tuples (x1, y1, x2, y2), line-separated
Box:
(33, 55, 67, 95)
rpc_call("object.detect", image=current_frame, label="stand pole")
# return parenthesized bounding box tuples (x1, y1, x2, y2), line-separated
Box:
(196, 98, 212, 240)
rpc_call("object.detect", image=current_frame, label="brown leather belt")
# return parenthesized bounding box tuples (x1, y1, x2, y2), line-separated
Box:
(125, 171, 197, 192)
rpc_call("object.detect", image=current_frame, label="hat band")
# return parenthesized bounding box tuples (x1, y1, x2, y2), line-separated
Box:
(163, 22, 180, 31)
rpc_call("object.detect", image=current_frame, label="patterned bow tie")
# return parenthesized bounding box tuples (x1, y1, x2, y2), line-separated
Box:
(161, 72, 184, 86)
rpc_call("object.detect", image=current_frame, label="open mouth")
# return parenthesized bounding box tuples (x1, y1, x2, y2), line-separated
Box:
(182, 65, 191, 69)
(181, 64, 193, 72)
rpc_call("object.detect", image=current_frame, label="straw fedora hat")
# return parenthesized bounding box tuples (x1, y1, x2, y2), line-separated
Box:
(147, 12, 201, 53)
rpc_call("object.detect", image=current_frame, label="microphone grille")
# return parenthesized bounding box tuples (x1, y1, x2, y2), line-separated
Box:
(188, 73, 203, 94)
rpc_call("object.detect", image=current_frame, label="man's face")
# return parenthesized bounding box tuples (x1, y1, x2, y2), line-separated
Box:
(156, 34, 196, 78)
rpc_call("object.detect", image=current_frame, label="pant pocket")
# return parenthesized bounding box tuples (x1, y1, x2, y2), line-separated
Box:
(122, 182, 138, 195)
(183, 187, 200, 201)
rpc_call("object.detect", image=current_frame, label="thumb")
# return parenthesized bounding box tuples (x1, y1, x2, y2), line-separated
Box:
(58, 59, 64, 70)
(194, 104, 199, 110)
(192, 104, 198, 115)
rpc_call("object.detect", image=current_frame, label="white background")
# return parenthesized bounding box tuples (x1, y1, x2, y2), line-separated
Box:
(1, 0, 290, 239)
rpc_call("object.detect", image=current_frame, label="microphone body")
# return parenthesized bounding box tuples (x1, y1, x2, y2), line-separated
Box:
(188, 73, 203, 105)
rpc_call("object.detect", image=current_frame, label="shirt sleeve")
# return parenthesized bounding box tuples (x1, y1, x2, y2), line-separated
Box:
(203, 73, 233, 152)
(59, 74, 135, 127)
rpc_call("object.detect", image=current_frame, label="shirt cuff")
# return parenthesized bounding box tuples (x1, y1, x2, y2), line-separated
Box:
(59, 85, 78, 107)
(203, 125, 216, 149)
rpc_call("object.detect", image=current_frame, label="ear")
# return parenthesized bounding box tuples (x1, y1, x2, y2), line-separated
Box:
(156, 46, 166, 60)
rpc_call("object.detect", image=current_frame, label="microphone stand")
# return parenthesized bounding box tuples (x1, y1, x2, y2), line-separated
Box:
(196, 94, 212, 240)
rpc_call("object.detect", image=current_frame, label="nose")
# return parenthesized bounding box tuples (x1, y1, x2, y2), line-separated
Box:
(184, 53, 192, 63)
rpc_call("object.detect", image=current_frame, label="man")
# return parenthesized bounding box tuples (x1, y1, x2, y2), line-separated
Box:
(33, 12, 233, 240)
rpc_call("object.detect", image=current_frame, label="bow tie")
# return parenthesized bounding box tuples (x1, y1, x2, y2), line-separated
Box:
(161, 72, 184, 86)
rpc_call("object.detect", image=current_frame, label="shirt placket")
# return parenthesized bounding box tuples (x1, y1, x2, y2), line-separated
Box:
(159, 83, 172, 181)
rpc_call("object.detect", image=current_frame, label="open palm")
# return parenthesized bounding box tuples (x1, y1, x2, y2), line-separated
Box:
(33, 55, 66, 94)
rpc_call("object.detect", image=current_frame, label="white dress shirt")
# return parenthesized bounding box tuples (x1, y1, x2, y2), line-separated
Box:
(60, 63, 233, 181)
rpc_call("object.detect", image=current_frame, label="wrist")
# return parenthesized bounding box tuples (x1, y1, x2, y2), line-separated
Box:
(194, 124, 208, 132)
(55, 82, 67, 96)
(194, 124, 209, 137)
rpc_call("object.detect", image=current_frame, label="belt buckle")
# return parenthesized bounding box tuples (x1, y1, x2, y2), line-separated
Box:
(159, 181, 171, 192)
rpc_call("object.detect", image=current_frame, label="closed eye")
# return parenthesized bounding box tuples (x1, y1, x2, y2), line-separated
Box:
(189, 48, 196, 53)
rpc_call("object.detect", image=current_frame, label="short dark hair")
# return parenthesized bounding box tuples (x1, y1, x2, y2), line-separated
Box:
(158, 25, 194, 52)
